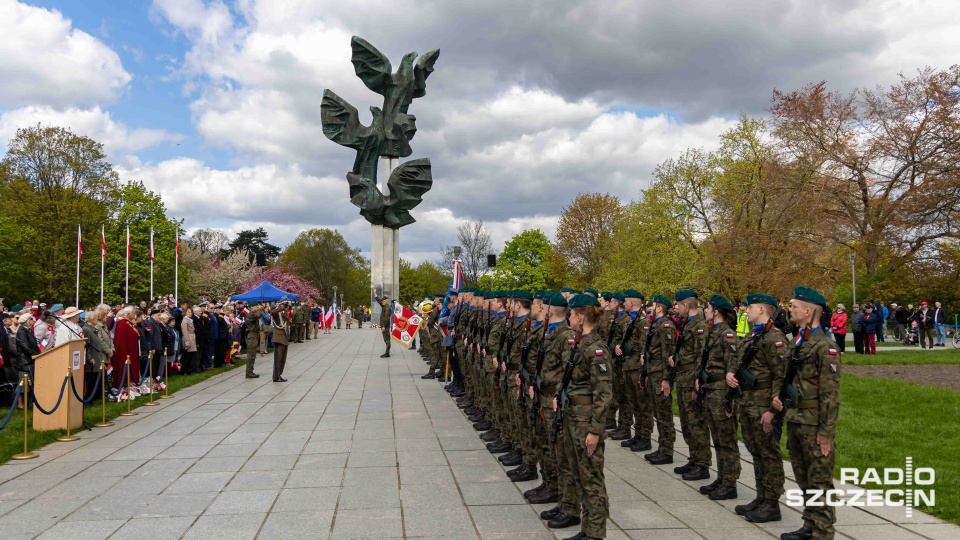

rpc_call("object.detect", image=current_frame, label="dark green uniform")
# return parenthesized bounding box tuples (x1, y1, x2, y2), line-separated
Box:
(245, 307, 260, 376)
(674, 312, 711, 469)
(700, 320, 741, 489)
(644, 313, 676, 457)
(541, 322, 579, 518)
(379, 301, 392, 355)
(619, 312, 651, 447)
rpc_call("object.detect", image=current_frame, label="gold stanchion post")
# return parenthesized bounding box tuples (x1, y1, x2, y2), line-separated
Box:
(57, 368, 80, 442)
(144, 351, 158, 407)
(160, 352, 173, 399)
(119, 355, 137, 417)
(445, 350, 450, 381)
(94, 360, 113, 427)
(12, 374, 38, 460)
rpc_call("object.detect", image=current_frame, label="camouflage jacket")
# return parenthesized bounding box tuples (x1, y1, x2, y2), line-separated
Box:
(618, 311, 648, 371)
(245, 309, 261, 341)
(539, 321, 576, 405)
(507, 313, 533, 373)
(425, 308, 439, 342)
(675, 312, 709, 388)
(566, 330, 614, 436)
(645, 315, 676, 384)
(485, 311, 508, 373)
(700, 320, 739, 391)
(522, 319, 546, 383)
(739, 325, 788, 412)
(784, 327, 841, 439)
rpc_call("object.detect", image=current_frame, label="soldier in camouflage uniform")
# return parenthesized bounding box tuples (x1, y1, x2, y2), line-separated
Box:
(421, 295, 441, 379)
(554, 293, 613, 540)
(641, 295, 677, 465)
(773, 287, 840, 540)
(605, 292, 633, 441)
(696, 294, 741, 500)
(731, 293, 788, 523)
(616, 289, 653, 452)
(537, 293, 580, 527)
(484, 294, 512, 454)
(244, 303, 261, 379)
(506, 290, 539, 481)
(377, 296, 392, 357)
(430, 295, 446, 380)
(670, 290, 713, 481)
(524, 291, 560, 504)
(597, 292, 617, 431)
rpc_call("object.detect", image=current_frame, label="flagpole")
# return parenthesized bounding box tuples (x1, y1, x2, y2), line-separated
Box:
(100, 225, 105, 305)
(125, 225, 130, 304)
(174, 226, 179, 304)
(76, 224, 81, 307)
(150, 227, 154, 301)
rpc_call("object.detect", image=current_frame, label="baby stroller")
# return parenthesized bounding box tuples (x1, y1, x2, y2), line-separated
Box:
(902, 321, 920, 346)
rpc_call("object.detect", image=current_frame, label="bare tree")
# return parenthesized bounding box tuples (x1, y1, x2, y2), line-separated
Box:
(190, 228, 230, 256)
(438, 220, 493, 286)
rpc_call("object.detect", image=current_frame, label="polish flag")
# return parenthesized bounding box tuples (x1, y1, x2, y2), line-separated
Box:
(149, 228, 155, 261)
(77, 225, 82, 259)
(101, 226, 107, 259)
(324, 307, 335, 328)
(126, 226, 131, 259)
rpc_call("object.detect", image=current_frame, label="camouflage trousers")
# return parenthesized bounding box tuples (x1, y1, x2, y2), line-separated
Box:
(545, 405, 581, 516)
(381, 329, 391, 354)
(703, 389, 741, 487)
(245, 336, 258, 376)
(740, 407, 785, 499)
(509, 376, 537, 466)
(531, 394, 556, 489)
(787, 422, 836, 540)
(609, 366, 633, 429)
(677, 386, 712, 466)
(645, 375, 676, 456)
(623, 367, 653, 439)
(563, 409, 609, 539)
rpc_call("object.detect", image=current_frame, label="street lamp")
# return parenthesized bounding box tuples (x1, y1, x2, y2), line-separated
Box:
(850, 253, 856, 306)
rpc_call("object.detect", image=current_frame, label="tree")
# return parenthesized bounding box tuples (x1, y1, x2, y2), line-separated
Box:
(554, 193, 623, 287)
(228, 227, 281, 264)
(190, 228, 230, 256)
(399, 259, 449, 305)
(280, 228, 369, 308)
(770, 66, 960, 282)
(184, 245, 256, 302)
(489, 229, 554, 290)
(439, 220, 493, 286)
(239, 262, 320, 302)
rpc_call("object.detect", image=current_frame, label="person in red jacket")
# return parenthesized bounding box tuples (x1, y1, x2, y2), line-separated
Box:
(830, 304, 848, 353)
(112, 306, 141, 390)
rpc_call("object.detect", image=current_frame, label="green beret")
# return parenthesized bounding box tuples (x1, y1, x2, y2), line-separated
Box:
(583, 288, 599, 298)
(674, 289, 697, 302)
(746, 293, 778, 307)
(623, 289, 645, 300)
(249, 301, 259, 307)
(652, 295, 672, 307)
(534, 290, 546, 300)
(545, 293, 568, 307)
(11, 304, 23, 312)
(708, 294, 734, 313)
(560, 287, 577, 294)
(612, 292, 625, 303)
(568, 293, 601, 309)
(793, 286, 827, 309)
(514, 290, 533, 300)
(600, 291, 613, 300)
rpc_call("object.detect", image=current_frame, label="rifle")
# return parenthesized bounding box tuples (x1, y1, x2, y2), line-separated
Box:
(771, 325, 810, 439)
(493, 307, 511, 387)
(614, 313, 639, 375)
(550, 329, 583, 443)
(668, 317, 688, 387)
(530, 318, 550, 427)
(639, 324, 654, 387)
(517, 317, 533, 409)
(499, 308, 518, 395)
(605, 313, 618, 372)
(723, 308, 782, 414)
(694, 325, 714, 413)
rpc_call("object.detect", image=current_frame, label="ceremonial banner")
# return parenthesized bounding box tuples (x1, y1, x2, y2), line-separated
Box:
(391, 304, 422, 348)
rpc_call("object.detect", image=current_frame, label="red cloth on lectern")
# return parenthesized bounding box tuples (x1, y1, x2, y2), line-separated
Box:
(112, 317, 140, 388)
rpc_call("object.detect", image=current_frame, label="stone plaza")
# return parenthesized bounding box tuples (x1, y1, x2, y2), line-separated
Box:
(0, 328, 955, 539)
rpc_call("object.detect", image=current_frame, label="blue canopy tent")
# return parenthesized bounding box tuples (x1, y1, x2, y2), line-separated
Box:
(230, 280, 300, 302)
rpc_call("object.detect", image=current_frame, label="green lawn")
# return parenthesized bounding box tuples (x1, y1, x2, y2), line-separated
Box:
(0, 360, 246, 464)
(845, 348, 960, 365)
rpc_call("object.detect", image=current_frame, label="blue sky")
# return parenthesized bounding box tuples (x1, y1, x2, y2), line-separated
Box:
(2, 0, 958, 261)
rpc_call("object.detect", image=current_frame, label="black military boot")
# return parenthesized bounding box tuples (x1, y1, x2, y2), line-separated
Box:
(467, 412, 485, 422)
(648, 452, 673, 465)
(562, 533, 587, 540)
(507, 464, 527, 476)
(643, 450, 661, 461)
(779, 527, 813, 540)
(745, 499, 782, 523)
(501, 451, 523, 466)
(620, 435, 638, 447)
(547, 512, 581, 529)
(510, 464, 538, 482)
(609, 428, 631, 440)
(528, 487, 559, 504)
(473, 419, 493, 431)
(674, 461, 695, 475)
(630, 438, 652, 452)
(709, 484, 738, 500)
(421, 372, 436, 379)
(480, 428, 500, 442)
(604, 418, 617, 430)
(487, 440, 512, 453)
(699, 478, 721, 494)
(498, 449, 520, 462)
(540, 505, 562, 520)
(735, 496, 764, 516)
(682, 465, 710, 481)
(524, 483, 547, 499)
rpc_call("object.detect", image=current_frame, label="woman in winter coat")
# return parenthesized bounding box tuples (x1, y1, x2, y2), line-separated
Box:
(83, 310, 113, 397)
(181, 308, 198, 375)
(15, 314, 42, 379)
(830, 304, 848, 353)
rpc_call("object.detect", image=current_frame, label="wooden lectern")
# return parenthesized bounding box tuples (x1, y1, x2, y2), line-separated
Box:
(32, 339, 84, 431)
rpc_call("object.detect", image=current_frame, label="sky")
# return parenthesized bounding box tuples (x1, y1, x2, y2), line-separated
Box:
(2, 0, 959, 263)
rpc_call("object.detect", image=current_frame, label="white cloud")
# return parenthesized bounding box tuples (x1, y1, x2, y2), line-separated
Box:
(0, 106, 181, 155)
(0, 0, 131, 108)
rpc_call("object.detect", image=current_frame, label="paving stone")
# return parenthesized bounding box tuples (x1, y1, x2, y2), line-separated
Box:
(183, 512, 266, 540)
(206, 488, 279, 514)
(273, 486, 341, 511)
(110, 516, 196, 540)
(330, 506, 402, 539)
(459, 481, 527, 505)
(36, 518, 126, 540)
(259, 510, 334, 539)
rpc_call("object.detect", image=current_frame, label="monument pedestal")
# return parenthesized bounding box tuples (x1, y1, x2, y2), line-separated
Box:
(371, 157, 400, 323)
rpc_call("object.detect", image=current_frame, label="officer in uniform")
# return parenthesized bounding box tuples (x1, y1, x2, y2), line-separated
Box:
(773, 287, 841, 540)
(696, 294, 741, 500)
(555, 293, 613, 540)
(641, 295, 677, 465)
(433, 293, 450, 381)
(597, 291, 618, 432)
(377, 295, 392, 357)
(731, 293, 788, 523)
(616, 289, 652, 452)
(605, 292, 633, 441)
(670, 290, 712, 481)
(506, 290, 538, 481)
(487, 292, 514, 457)
(244, 302, 261, 378)
(421, 295, 441, 379)
(523, 291, 558, 502)
(269, 301, 289, 382)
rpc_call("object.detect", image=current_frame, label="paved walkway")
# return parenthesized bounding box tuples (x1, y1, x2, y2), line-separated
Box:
(0, 329, 955, 539)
